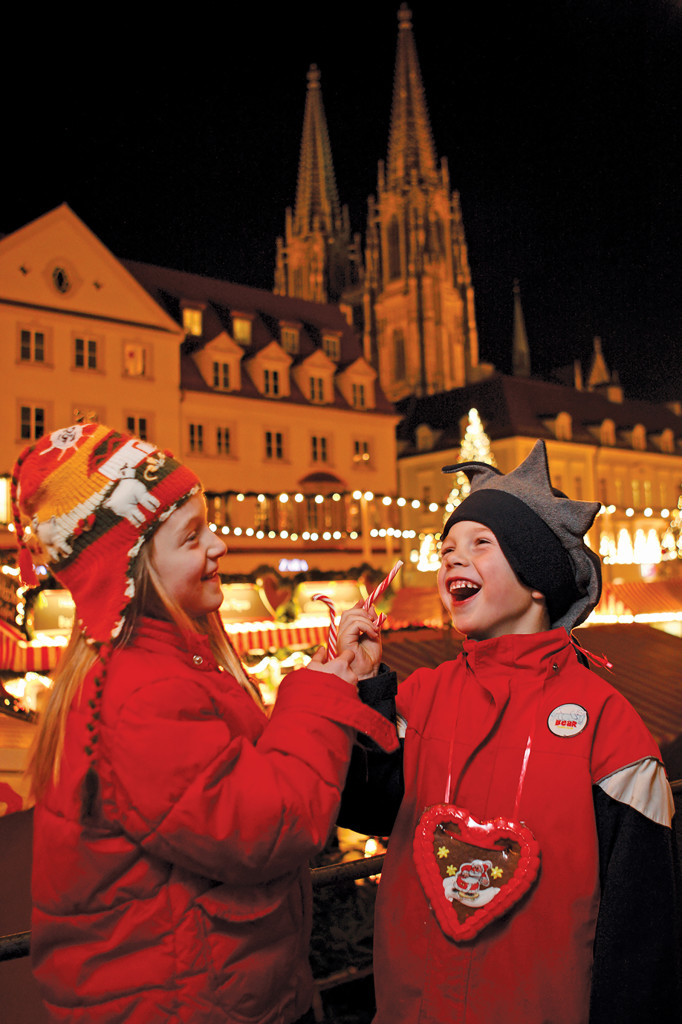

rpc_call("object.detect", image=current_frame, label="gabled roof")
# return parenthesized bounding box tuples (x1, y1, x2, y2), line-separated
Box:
(124, 257, 362, 360)
(125, 258, 395, 413)
(397, 372, 682, 454)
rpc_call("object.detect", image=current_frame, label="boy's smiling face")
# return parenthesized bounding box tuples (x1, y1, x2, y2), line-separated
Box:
(437, 520, 549, 641)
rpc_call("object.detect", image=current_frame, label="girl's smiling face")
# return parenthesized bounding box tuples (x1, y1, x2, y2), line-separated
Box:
(151, 493, 226, 619)
(437, 520, 548, 641)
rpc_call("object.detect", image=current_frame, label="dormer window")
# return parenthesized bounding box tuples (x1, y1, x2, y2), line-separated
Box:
(232, 316, 252, 345)
(555, 411, 572, 441)
(659, 428, 674, 454)
(281, 326, 299, 355)
(310, 376, 324, 402)
(323, 333, 340, 361)
(213, 361, 230, 390)
(264, 368, 280, 396)
(183, 307, 203, 337)
(632, 424, 647, 451)
(601, 419, 616, 446)
(352, 383, 366, 409)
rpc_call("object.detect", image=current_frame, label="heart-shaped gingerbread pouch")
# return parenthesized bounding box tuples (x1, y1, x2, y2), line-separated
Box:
(413, 803, 541, 941)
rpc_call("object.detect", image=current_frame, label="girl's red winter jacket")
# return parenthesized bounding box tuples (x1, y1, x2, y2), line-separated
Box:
(31, 618, 397, 1022)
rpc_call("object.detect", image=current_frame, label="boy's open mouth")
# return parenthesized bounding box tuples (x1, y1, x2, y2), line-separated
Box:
(449, 580, 481, 602)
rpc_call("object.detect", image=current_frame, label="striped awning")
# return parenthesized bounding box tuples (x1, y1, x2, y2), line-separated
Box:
(0, 621, 62, 674)
(224, 619, 330, 656)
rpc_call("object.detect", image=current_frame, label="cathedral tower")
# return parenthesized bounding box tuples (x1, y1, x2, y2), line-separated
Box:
(363, 4, 480, 400)
(274, 65, 362, 308)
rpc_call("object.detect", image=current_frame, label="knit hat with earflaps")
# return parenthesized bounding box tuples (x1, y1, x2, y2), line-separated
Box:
(441, 440, 602, 630)
(11, 423, 202, 814)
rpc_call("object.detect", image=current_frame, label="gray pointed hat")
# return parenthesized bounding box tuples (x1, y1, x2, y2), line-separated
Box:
(441, 440, 602, 630)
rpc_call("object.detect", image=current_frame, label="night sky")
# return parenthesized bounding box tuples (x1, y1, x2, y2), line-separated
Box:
(5, 0, 682, 401)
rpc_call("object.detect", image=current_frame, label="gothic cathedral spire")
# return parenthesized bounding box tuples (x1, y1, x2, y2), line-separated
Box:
(363, 4, 480, 400)
(512, 279, 531, 377)
(275, 64, 362, 306)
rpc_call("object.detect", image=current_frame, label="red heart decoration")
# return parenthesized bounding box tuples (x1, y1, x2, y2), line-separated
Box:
(413, 804, 541, 941)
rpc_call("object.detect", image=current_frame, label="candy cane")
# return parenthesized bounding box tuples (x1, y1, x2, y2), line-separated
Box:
(314, 561, 403, 661)
(364, 560, 403, 627)
(313, 593, 338, 659)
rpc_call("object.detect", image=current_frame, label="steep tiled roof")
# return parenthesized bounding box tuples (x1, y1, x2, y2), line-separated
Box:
(397, 373, 682, 453)
(124, 258, 396, 414)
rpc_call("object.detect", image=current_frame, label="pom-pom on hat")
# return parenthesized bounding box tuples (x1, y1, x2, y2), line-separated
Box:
(441, 440, 602, 630)
(11, 423, 201, 644)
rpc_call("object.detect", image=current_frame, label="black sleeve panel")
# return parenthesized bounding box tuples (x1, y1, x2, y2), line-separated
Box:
(590, 785, 682, 1024)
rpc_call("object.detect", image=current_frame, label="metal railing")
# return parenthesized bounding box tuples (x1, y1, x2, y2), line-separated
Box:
(3, 783, 681, 966)
(0, 853, 387, 964)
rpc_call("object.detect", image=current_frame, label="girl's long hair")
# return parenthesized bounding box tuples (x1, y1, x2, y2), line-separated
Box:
(28, 535, 262, 802)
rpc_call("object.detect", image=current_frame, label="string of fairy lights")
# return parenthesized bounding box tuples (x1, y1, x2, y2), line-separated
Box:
(202, 486, 682, 563)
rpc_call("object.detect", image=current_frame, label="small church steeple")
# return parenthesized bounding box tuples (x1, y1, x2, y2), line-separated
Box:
(363, 5, 480, 401)
(275, 65, 361, 306)
(512, 279, 531, 377)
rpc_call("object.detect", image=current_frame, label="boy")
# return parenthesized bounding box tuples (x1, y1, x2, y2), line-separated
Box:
(337, 440, 681, 1024)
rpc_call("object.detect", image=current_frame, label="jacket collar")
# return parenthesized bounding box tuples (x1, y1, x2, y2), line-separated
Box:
(462, 627, 572, 676)
(131, 616, 216, 666)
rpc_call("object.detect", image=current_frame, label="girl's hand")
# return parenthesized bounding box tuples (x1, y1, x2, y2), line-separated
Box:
(336, 602, 382, 679)
(307, 646, 358, 687)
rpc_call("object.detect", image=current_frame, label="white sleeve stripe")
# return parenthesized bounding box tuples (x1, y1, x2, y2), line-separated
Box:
(597, 757, 675, 828)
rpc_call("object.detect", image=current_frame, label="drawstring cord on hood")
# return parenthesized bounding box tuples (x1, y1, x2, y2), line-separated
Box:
(569, 631, 613, 672)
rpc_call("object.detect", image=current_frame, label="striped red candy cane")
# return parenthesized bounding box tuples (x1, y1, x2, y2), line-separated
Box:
(364, 560, 403, 627)
(313, 561, 403, 661)
(313, 593, 339, 659)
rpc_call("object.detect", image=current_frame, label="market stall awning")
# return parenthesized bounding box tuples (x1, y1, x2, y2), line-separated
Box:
(224, 620, 329, 656)
(0, 621, 62, 674)
(596, 579, 682, 618)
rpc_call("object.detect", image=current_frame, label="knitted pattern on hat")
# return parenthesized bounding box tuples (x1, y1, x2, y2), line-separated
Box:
(11, 423, 201, 814)
(441, 440, 602, 630)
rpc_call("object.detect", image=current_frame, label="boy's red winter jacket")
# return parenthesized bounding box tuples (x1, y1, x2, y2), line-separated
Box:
(31, 618, 397, 1023)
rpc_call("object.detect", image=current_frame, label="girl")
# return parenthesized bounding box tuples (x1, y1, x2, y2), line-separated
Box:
(12, 422, 396, 1024)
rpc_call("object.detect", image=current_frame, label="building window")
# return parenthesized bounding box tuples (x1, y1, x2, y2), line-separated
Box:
(312, 436, 328, 462)
(264, 368, 280, 396)
(126, 416, 148, 440)
(233, 317, 252, 345)
(75, 338, 98, 370)
(393, 329, 406, 380)
(183, 308, 203, 336)
(72, 406, 103, 426)
(310, 376, 324, 402)
(213, 361, 230, 389)
(124, 342, 148, 377)
(217, 427, 231, 455)
(20, 329, 45, 362)
(20, 405, 45, 441)
(281, 327, 299, 354)
(601, 419, 616, 446)
(632, 424, 647, 451)
(265, 430, 284, 460)
(352, 383, 366, 409)
(189, 423, 204, 453)
(353, 440, 370, 463)
(556, 412, 572, 441)
(323, 334, 340, 361)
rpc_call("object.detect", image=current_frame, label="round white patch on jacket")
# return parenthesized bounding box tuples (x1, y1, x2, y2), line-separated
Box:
(547, 703, 588, 737)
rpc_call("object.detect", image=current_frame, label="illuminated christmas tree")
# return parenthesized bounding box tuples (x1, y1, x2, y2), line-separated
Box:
(444, 408, 496, 523)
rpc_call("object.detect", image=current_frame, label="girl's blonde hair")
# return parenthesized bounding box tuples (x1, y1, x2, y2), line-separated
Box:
(28, 534, 262, 802)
